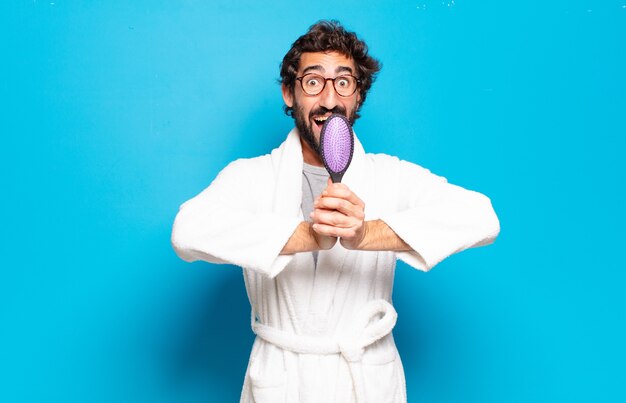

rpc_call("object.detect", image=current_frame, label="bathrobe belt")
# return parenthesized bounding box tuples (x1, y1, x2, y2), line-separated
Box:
(252, 299, 398, 402)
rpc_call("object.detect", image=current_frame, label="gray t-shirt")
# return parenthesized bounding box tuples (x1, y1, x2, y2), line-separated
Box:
(301, 163, 329, 265)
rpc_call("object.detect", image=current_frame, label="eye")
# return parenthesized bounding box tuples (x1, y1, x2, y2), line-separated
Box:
(336, 77, 350, 87)
(305, 77, 322, 87)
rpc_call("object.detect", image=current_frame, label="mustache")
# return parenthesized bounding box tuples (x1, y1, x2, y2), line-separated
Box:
(309, 106, 347, 118)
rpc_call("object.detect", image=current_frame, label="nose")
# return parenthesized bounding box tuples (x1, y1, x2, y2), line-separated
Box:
(318, 79, 340, 110)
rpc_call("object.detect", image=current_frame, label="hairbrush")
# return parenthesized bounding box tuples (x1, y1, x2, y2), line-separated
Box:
(319, 114, 354, 183)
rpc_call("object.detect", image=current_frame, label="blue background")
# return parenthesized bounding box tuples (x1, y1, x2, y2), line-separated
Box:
(2, 1, 625, 402)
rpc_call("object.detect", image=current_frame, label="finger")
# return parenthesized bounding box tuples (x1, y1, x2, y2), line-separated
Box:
(322, 185, 364, 207)
(311, 223, 339, 237)
(311, 209, 352, 228)
(312, 223, 360, 239)
(315, 196, 365, 218)
(312, 208, 363, 229)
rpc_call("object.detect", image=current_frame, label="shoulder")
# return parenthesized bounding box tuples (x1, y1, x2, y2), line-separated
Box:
(217, 154, 273, 178)
(365, 152, 436, 176)
(199, 154, 273, 196)
(220, 132, 297, 177)
(365, 152, 400, 164)
(361, 153, 450, 201)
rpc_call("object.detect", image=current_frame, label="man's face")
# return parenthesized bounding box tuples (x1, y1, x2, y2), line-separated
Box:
(282, 51, 361, 157)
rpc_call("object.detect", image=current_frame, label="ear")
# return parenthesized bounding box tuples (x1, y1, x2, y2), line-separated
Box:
(281, 84, 294, 108)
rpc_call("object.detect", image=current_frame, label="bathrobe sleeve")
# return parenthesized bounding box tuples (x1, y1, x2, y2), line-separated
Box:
(378, 157, 500, 272)
(171, 158, 302, 278)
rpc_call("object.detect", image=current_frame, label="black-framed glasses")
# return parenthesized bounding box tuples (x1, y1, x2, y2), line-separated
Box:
(296, 73, 360, 97)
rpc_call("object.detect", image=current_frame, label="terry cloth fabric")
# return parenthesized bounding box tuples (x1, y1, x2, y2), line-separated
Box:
(171, 128, 500, 402)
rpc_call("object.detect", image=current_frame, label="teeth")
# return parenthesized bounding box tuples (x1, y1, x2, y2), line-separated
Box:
(314, 116, 329, 122)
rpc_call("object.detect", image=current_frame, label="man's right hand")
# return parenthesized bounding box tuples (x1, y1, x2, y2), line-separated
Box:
(308, 222, 337, 250)
(280, 221, 337, 255)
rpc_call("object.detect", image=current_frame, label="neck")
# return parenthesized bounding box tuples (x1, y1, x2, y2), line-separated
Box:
(300, 136, 323, 166)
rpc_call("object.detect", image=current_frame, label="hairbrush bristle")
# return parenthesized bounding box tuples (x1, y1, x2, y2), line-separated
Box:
(320, 114, 354, 183)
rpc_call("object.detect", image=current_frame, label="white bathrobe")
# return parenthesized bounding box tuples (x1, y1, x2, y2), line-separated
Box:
(171, 128, 500, 403)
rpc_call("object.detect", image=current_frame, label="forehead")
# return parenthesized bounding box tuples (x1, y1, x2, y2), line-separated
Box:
(298, 51, 356, 75)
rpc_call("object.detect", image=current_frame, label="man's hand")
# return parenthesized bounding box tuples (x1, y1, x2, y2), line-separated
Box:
(280, 221, 336, 255)
(308, 221, 338, 250)
(282, 179, 411, 255)
(310, 179, 367, 250)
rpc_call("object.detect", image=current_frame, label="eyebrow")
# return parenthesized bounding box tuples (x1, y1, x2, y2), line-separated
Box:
(302, 65, 324, 75)
(301, 65, 354, 75)
(335, 66, 354, 74)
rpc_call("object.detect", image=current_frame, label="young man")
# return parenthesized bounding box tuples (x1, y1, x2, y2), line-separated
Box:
(172, 20, 499, 403)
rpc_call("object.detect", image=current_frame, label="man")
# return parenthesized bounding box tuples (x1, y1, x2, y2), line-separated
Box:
(172, 20, 499, 403)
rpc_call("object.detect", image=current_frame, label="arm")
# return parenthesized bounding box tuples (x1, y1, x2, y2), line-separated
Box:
(311, 160, 499, 271)
(379, 159, 500, 270)
(355, 219, 412, 251)
(171, 158, 302, 277)
(280, 216, 407, 254)
(279, 221, 337, 254)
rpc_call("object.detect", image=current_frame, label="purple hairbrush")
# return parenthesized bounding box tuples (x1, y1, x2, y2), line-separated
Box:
(319, 114, 354, 183)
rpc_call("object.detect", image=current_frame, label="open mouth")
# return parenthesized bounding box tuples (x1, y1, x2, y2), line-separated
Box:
(312, 114, 331, 130)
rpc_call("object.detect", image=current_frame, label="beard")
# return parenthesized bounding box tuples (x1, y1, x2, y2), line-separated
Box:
(291, 100, 357, 158)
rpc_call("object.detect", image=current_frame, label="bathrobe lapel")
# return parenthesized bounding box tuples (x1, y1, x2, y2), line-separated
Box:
(272, 128, 304, 218)
(269, 130, 313, 334)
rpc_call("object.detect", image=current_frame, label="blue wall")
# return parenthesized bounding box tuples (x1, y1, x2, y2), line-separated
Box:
(2, 1, 625, 402)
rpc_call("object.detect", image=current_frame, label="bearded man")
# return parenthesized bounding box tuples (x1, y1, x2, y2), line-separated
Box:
(172, 20, 499, 403)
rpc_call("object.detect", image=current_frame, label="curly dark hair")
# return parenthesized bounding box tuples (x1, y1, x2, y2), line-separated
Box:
(280, 20, 382, 118)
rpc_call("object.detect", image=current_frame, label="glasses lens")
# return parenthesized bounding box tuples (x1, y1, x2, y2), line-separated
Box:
(301, 74, 325, 95)
(333, 76, 357, 96)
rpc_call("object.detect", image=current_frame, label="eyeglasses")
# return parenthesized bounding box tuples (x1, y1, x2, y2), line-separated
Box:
(295, 73, 360, 97)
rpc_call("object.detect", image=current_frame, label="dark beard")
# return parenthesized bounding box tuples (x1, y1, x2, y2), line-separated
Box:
(291, 101, 355, 158)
